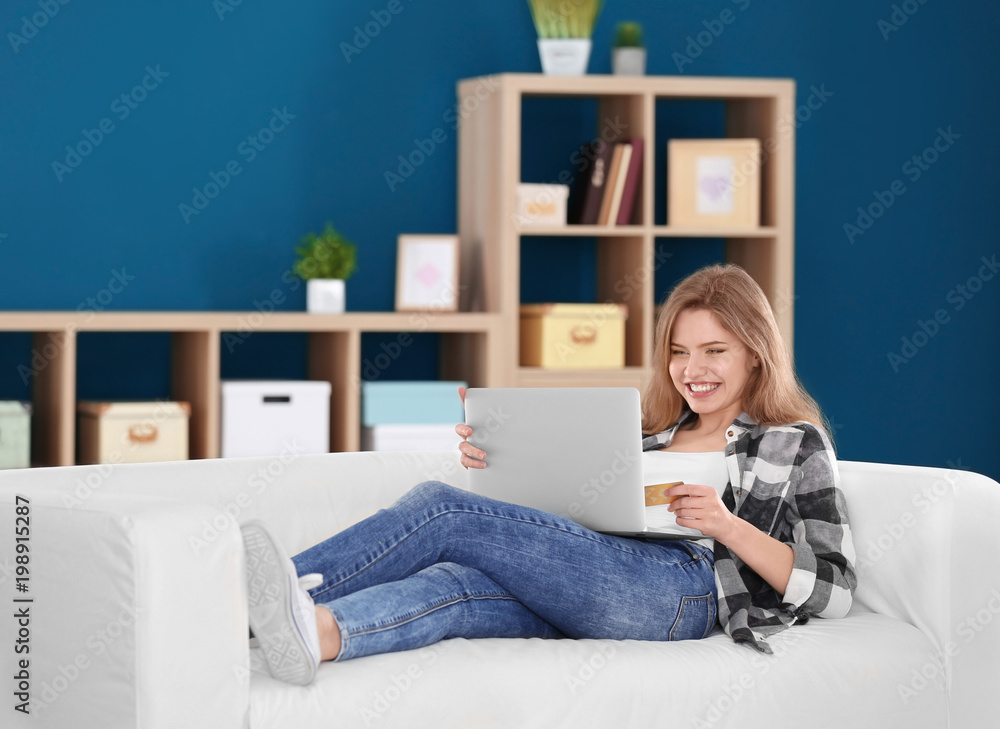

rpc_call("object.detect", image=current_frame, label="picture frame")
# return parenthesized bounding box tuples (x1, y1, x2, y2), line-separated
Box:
(667, 138, 761, 228)
(395, 234, 460, 312)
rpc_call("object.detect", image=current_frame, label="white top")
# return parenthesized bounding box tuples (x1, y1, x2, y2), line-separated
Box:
(642, 449, 729, 547)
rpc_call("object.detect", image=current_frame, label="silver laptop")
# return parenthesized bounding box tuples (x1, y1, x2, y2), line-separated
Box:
(464, 387, 677, 538)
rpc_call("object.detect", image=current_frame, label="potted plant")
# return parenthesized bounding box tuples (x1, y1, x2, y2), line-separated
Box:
(612, 21, 646, 76)
(293, 223, 357, 314)
(526, 0, 604, 76)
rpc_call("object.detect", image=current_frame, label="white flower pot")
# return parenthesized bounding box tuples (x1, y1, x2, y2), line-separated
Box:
(306, 278, 346, 314)
(537, 38, 592, 76)
(612, 47, 646, 76)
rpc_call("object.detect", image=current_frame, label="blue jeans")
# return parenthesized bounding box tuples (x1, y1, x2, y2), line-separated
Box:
(292, 481, 717, 661)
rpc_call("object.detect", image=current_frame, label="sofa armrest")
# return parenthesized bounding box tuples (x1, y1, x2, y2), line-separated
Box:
(0, 491, 248, 729)
(841, 461, 1000, 728)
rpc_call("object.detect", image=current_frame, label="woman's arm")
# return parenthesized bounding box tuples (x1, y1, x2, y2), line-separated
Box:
(667, 484, 794, 595)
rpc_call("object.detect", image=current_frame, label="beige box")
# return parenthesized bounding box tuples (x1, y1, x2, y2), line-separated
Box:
(515, 183, 570, 227)
(77, 401, 190, 464)
(667, 138, 761, 228)
(519, 303, 627, 369)
(0, 401, 31, 469)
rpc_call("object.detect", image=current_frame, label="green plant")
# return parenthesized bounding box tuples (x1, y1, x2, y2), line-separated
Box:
(614, 21, 644, 48)
(527, 0, 604, 39)
(293, 223, 357, 280)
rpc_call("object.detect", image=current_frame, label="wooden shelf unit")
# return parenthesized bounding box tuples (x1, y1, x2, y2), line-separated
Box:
(1, 74, 795, 466)
(457, 73, 795, 390)
(0, 312, 502, 466)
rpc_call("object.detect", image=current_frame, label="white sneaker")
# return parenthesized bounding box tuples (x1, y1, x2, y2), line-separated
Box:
(241, 520, 323, 685)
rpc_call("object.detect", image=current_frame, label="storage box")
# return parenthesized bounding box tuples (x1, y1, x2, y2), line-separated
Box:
(0, 401, 31, 469)
(519, 303, 628, 369)
(361, 381, 466, 427)
(77, 401, 189, 465)
(361, 424, 460, 452)
(515, 183, 570, 227)
(221, 380, 330, 458)
(667, 138, 761, 228)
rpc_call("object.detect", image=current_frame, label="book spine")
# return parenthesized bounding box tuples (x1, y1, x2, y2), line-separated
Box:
(597, 143, 625, 226)
(606, 143, 632, 227)
(579, 142, 615, 225)
(567, 141, 594, 224)
(615, 137, 644, 226)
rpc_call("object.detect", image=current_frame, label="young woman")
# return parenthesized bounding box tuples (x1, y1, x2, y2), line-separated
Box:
(241, 263, 857, 685)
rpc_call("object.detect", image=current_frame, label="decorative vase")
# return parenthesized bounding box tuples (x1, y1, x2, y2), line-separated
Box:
(306, 279, 346, 314)
(537, 38, 592, 76)
(612, 47, 646, 76)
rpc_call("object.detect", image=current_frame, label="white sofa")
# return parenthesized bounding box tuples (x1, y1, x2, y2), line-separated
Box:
(1, 450, 998, 729)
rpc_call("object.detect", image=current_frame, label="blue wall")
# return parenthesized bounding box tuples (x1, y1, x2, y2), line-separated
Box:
(1, 1, 998, 479)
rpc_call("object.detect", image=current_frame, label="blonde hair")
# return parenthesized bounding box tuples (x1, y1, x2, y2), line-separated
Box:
(641, 264, 830, 440)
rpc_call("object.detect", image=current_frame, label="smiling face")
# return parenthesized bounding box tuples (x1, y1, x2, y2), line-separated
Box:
(668, 308, 760, 423)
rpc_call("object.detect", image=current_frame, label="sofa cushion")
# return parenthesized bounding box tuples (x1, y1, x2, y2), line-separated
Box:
(248, 607, 945, 729)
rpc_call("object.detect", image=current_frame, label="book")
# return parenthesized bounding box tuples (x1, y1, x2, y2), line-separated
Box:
(567, 141, 595, 224)
(615, 137, 644, 225)
(577, 142, 616, 225)
(605, 143, 633, 226)
(597, 143, 626, 225)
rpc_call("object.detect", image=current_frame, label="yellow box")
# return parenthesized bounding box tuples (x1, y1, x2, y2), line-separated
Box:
(667, 138, 761, 228)
(77, 401, 190, 464)
(519, 303, 627, 369)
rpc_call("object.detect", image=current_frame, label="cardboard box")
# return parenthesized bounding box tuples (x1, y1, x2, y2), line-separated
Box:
(361, 381, 466, 427)
(361, 424, 460, 452)
(221, 380, 330, 458)
(519, 303, 627, 369)
(77, 401, 189, 464)
(667, 138, 761, 228)
(515, 183, 570, 227)
(0, 401, 31, 469)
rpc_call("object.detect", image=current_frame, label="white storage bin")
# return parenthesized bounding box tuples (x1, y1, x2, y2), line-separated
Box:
(515, 183, 569, 227)
(221, 380, 331, 458)
(77, 401, 189, 464)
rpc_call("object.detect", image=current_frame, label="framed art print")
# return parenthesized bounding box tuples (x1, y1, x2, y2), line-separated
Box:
(395, 235, 460, 312)
(667, 138, 761, 228)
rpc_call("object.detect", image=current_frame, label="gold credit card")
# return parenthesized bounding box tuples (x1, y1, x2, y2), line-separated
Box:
(644, 481, 683, 507)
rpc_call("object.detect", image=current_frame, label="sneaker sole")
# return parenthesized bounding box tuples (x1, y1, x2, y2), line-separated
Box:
(243, 522, 318, 686)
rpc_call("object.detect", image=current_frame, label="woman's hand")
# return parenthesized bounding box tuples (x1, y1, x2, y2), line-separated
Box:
(667, 483, 738, 541)
(669, 482, 794, 595)
(455, 386, 487, 470)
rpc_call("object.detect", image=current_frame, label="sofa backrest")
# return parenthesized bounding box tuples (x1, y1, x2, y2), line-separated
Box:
(2, 452, 997, 728)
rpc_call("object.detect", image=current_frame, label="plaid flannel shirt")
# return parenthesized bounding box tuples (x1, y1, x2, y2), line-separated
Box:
(642, 410, 857, 653)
